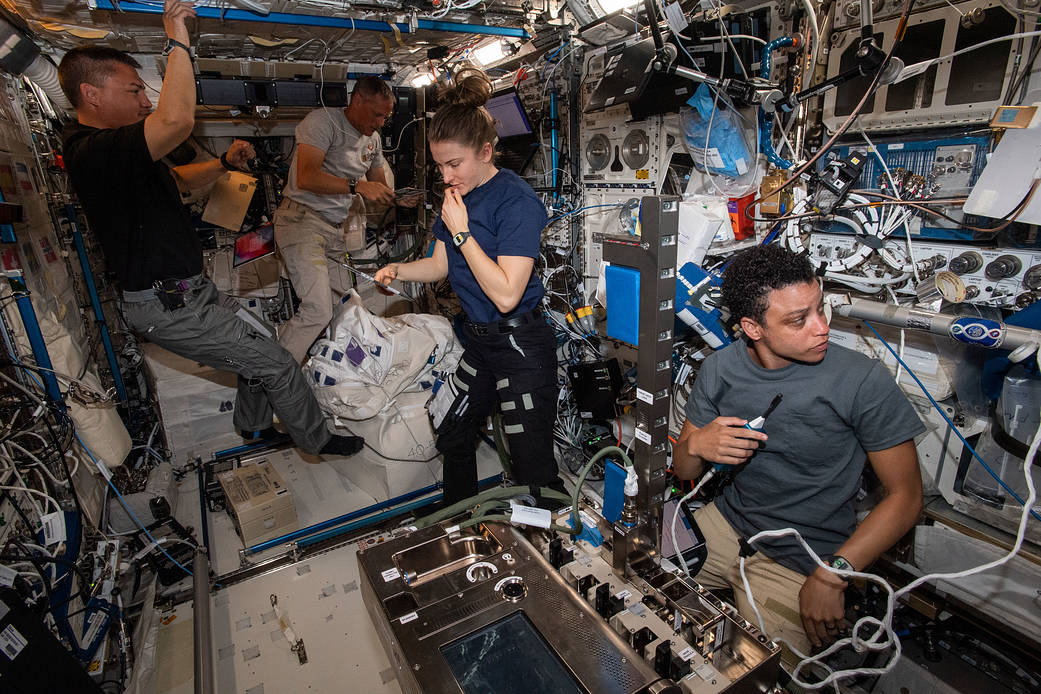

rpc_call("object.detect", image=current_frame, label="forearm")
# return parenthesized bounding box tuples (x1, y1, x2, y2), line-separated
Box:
(833, 488, 922, 571)
(461, 245, 523, 314)
(298, 169, 350, 196)
(396, 257, 448, 283)
(673, 422, 707, 480)
(171, 158, 227, 190)
(154, 49, 195, 132)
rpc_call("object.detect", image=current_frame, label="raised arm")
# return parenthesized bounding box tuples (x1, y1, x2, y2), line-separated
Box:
(143, 0, 197, 161)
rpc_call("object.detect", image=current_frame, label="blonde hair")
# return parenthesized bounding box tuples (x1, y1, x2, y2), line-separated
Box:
(428, 68, 498, 153)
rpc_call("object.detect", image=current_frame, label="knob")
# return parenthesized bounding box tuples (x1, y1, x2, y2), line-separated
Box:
(1016, 292, 1038, 309)
(985, 255, 1022, 281)
(948, 252, 982, 275)
(1023, 264, 1041, 290)
(501, 580, 526, 601)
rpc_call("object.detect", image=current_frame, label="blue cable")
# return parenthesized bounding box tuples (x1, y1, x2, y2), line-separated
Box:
(8, 353, 196, 577)
(863, 321, 1041, 524)
(75, 433, 195, 577)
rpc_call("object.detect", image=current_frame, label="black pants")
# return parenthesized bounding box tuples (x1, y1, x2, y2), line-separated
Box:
(437, 319, 560, 504)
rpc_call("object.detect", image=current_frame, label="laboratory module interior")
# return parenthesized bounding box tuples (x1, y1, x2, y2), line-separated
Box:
(0, 0, 1039, 692)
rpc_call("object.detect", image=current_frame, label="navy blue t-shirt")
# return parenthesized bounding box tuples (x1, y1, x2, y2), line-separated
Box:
(433, 168, 547, 323)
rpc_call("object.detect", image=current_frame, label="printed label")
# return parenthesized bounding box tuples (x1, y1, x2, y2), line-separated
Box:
(510, 504, 552, 529)
(635, 427, 652, 445)
(689, 146, 724, 169)
(381, 567, 401, 583)
(42, 511, 66, 546)
(399, 611, 418, 624)
(0, 624, 27, 661)
(636, 388, 653, 404)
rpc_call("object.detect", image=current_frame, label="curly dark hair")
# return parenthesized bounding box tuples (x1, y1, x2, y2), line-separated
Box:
(720, 245, 815, 324)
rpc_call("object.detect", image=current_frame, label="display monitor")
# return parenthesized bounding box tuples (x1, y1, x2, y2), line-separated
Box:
(486, 88, 534, 138)
(232, 224, 276, 268)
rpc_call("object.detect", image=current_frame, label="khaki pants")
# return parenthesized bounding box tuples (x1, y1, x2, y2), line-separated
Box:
(274, 200, 354, 363)
(693, 502, 812, 660)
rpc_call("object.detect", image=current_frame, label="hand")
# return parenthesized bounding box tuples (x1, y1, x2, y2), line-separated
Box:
(686, 416, 767, 467)
(395, 192, 422, 208)
(163, 0, 196, 45)
(373, 264, 399, 294)
(440, 188, 469, 236)
(799, 567, 849, 649)
(225, 140, 255, 168)
(356, 180, 395, 206)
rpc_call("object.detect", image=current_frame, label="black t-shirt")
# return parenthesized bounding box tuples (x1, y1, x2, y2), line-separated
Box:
(62, 120, 202, 290)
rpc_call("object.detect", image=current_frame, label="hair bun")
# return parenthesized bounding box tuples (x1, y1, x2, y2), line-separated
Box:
(440, 68, 492, 108)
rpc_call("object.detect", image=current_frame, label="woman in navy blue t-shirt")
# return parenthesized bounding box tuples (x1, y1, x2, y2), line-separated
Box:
(375, 69, 561, 505)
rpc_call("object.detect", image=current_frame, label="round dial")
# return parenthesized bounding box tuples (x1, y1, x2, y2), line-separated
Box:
(621, 129, 650, 170)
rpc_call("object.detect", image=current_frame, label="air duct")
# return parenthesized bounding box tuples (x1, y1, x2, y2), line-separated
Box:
(0, 17, 72, 111)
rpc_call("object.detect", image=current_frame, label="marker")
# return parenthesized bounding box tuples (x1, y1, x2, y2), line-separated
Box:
(712, 393, 783, 473)
(743, 393, 783, 431)
(340, 263, 418, 303)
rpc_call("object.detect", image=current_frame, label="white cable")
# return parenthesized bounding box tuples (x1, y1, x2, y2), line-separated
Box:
(4, 440, 69, 488)
(861, 131, 920, 282)
(797, 0, 820, 89)
(670, 468, 717, 577)
(694, 34, 768, 46)
(738, 348, 1041, 689)
(0, 485, 59, 517)
(824, 271, 911, 286)
(894, 30, 1041, 84)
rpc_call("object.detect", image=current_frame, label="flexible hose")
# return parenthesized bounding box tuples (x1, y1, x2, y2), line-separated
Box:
(759, 36, 797, 169)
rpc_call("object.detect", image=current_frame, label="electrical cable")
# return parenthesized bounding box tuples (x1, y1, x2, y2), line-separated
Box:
(744, 0, 920, 215)
(862, 321, 1041, 523)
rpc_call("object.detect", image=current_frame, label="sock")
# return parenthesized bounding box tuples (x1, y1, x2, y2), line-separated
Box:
(319, 435, 364, 456)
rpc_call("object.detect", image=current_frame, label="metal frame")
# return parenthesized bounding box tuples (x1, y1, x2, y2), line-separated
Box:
(602, 195, 679, 554)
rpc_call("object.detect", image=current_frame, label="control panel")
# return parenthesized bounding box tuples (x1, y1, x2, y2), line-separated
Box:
(809, 233, 1041, 309)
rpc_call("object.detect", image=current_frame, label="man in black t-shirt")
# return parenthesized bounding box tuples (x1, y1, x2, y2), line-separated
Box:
(58, 0, 363, 458)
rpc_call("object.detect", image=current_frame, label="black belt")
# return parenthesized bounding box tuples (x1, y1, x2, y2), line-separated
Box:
(466, 309, 543, 336)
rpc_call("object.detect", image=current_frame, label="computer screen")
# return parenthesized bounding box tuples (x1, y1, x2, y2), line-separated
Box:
(232, 223, 276, 268)
(486, 89, 534, 139)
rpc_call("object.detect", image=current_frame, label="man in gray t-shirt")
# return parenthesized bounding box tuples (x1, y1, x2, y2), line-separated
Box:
(274, 77, 396, 363)
(673, 245, 924, 656)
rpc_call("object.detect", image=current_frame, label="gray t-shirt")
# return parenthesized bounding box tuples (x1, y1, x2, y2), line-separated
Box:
(685, 340, 925, 575)
(283, 108, 385, 224)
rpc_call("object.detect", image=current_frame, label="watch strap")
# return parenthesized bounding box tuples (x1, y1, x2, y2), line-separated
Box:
(348, 178, 357, 195)
(829, 555, 855, 579)
(163, 38, 194, 62)
(452, 231, 471, 248)
(219, 152, 235, 171)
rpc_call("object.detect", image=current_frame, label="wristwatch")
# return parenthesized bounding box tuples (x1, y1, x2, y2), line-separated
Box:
(452, 230, 472, 248)
(347, 177, 358, 195)
(828, 555, 855, 582)
(162, 38, 194, 62)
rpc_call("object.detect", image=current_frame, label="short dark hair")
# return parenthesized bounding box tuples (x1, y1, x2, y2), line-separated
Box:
(721, 244, 816, 324)
(351, 75, 393, 101)
(58, 46, 141, 108)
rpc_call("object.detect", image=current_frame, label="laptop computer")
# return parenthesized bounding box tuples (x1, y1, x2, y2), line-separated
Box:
(486, 87, 540, 174)
(232, 223, 276, 268)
